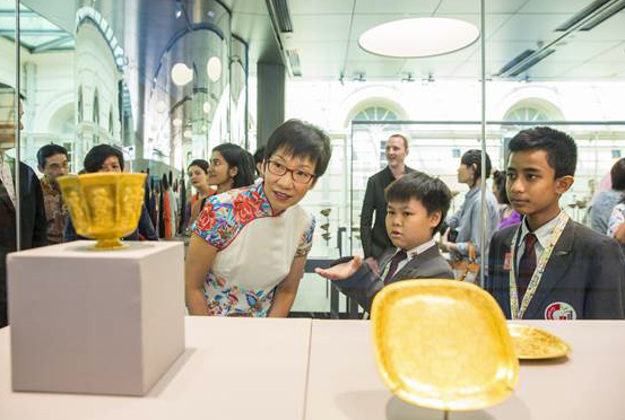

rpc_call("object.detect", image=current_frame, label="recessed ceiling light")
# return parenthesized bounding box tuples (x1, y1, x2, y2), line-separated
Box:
(203, 102, 211, 114)
(173, 118, 182, 127)
(156, 100, 166, 113)
(207, 57, 222, 82)
(358, 17, 479, 58)
(171, 63, 192, 86)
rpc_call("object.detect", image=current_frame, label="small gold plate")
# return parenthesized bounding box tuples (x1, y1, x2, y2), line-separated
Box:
(370, 280, 519, 411)
(508, 324, 571, 360)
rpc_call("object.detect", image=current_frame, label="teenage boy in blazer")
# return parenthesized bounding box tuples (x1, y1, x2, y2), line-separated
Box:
(486, 126, 625, 320)
(316, 172, 453, 313)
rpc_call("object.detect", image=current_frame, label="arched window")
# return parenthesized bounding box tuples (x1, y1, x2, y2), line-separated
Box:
(353, 106, 399, 122)
(504, 106, 551, 122)
(351, 105, 401, 169)
(503, 98, 563, 122)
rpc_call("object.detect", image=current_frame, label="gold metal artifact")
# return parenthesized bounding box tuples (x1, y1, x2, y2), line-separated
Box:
(508, 323, 571, 360)
(57, 173, 147, 250)
(370, 280, 519, 412)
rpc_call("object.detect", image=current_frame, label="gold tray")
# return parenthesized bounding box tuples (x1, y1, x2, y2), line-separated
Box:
(370, 280, 519, 411)
(508, 324, 571, 360)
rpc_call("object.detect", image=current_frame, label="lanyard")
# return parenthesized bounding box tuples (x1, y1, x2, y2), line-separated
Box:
(509, 212, 569, 319)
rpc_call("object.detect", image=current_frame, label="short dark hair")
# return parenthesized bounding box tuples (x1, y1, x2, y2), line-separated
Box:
(389, 134, 409, 150)
(212, 143, 255, 188)
(37, 143, 68, 169)
(385, 172, 452, 234)
(188, 159, 209, 174)
(492, 170, 510, 205)
(264, 119, 332, 179)
(84, 144, 124, 173)
(508, 126, 577, 178)
(611, 158, 625, 191)
(461, 149, 492, 181)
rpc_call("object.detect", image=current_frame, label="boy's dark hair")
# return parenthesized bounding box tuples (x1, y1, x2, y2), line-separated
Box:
(461, 149, 492, 181)
(37, 143, 68, 169)
(264, 119, 332, 179)
(385, 172, 452, 233)
(84, 144, 124, 173)
(508, 126, 577, 178)
(188, 159, 209, 174)
(611, 158, 625, 191)
(492, 170, 510, 205)
(212, 143, 255, 188)
(389, 133, 409, 150)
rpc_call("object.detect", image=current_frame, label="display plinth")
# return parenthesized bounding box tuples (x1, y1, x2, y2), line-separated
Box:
(7, 241, 185, 396)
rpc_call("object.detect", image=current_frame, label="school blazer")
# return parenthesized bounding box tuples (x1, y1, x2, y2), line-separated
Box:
(331, 245, 454, 313)
(486, 219, 625, 320)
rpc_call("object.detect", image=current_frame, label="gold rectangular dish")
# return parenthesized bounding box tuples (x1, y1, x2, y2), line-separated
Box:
(508, 324, 571, 360)
(370, 280, 519, 411)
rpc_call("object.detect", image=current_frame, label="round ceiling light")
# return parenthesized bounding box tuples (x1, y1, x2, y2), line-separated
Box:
(358, 17, 479, 58)
(203, 101, 211, 114)
(207, 56, 222, 82)
(172, 118, 182, 127)
(183, 129, 192, 139)
(156, 100, 166, 113)
(171, 62, 193, 86)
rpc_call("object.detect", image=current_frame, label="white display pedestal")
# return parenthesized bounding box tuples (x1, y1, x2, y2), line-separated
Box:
(7, 241, 185, 396)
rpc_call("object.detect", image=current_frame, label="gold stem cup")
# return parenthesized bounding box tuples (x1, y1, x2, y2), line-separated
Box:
(57, 173, 147, 250)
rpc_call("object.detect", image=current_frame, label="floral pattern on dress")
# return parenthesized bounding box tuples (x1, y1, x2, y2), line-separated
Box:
(193, 181, 273, 250)
(191, 180, 314, 317)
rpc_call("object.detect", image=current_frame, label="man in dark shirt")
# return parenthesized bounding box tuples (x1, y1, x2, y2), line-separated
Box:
(359, 134, 415, 271)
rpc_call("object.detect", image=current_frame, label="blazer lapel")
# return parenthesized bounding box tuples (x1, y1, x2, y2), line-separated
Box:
(393, 246, 439, 280)
(523, 219, 575, 319)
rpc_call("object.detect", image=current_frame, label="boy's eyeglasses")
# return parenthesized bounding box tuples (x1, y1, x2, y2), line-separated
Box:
(266, 160, 315, 184)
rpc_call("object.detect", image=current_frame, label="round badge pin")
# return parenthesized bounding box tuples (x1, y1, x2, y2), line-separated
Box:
(545, 302, 577, 320)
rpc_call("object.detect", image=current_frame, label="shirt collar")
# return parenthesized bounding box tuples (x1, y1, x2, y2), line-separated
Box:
(520, 210, 563, 248)
(401, 238, 436, 260)
(41, 176, 60, 193)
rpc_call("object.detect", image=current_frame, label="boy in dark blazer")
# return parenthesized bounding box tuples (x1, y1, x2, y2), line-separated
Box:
(487, 126, 625, 320)
(316, 172, 453, 312)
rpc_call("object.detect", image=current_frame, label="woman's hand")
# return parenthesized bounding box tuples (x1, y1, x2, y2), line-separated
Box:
(439, 228, 457, 253)
(315, 256, 363, 280)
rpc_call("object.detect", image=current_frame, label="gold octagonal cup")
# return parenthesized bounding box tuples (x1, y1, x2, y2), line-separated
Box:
(57, 173, 147, 250)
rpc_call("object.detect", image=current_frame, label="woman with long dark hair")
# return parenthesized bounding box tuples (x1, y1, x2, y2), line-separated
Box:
(440, 149, 499, 282)
(208, 143, 255, 194)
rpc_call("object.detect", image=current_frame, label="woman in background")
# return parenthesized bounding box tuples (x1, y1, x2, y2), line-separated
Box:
(208, 143, 255, 194)
(492, 169, 521, 230)
(440, 150, 499, 282)
(64, 144, 158, 242)
(187, 159, 215, 227)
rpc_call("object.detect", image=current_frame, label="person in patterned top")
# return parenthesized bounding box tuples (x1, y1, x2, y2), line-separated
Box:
(37, 144, 70, 245)
(185, 119, 332, 317)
